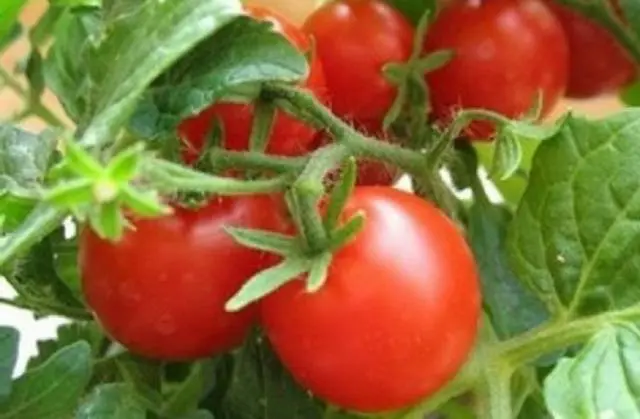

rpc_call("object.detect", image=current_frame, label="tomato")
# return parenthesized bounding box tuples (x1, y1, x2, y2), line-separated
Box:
(424, 0, 568, 139)
(178, 4, 327, 164)
(546, 1, 635, 98)
(79, 196, 289, 360)
(260, 187, 481, 412)
(313, 119, 400, 186)
(303, 0, 414, 122)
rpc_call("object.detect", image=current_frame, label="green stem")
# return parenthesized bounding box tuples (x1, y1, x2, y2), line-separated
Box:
(146, 160, 290, 195)
(208, 148, 306, 173)
(288, 145, 349, 253)
(0, 204, 66, 267)
(263, 83, 426, 176)
(477, 365, 513, 419)
(0, 67, 65, 127)
(497, 303, 640, 367)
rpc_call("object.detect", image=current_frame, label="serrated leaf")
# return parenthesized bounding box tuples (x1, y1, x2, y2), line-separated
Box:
(468, 202, 548, 339)
(76, 383, 146, 419)
(0, 341, 92, 419)
(1, 227, 88, 319)
(509, 110, 640, 318)
(27, 322, 103, 371)
(209, 333, 324, 419)
(0, 0, 27, 43)
(130, 16, 306, 139)
(491, 132, 523, 181)
(0, 125, 55, 228)
(161, 362, 210, 418)
(544, 323, 640, 418)
(0, 327, 19, 401)
(226, 258, 310, 312)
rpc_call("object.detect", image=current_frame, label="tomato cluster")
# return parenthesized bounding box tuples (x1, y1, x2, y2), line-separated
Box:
(78, 0, 636, 414)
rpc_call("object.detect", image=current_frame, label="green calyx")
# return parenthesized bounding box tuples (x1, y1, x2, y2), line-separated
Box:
(225, 157, 366, 313)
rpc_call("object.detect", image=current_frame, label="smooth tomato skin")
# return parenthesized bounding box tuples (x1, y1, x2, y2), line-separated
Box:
(547, 1, 635, 98)
(424, 0, 568, 139)
(260, 187, 481, 412)
(79, 196, 289, 360)
(178, 4, 327, 164)
(303, 0, 414, 121)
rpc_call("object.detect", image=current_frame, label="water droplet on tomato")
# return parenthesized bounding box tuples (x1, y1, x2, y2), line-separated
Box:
(156, 314, 176, 336)
(118, 281, 141, 303)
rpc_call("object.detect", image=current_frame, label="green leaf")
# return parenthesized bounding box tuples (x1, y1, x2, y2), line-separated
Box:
(226, 227, 297, 256)
(618, 0, 640, 48)
(468, 202, 548, 339)
(509, 110, 640, 318)
(79, 0, 243, 148)
(76, 383, 146, 419)
(0, 341, 92, 419)
(27, 322, 103, 370)
(544, 323, 640, 418)
(130, 16, 306, 139)
(1, 227, 88, 319)
(0, 125, 56, 229)
(209, 333, 324, 419)
(385, 0, 436, 25)
(180, 411, 214, 419)
(0, 0, 27, 43)
(226, 258, 311, 312)
(24, 50, 45, 103)
(89, 200, 125, 241)
(476, 139, 539, 208)
(44, 7, 102, 122)
(0, 327, 19, 401)
(491, 132, 523, 181)
(115, 355, 164, 414)
(161, 362, 211, 418)
(29, 6, 63, 47)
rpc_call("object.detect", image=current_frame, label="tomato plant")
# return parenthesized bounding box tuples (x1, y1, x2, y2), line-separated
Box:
(303, 0, 414, 122)
(79, 196, 289, 360)
(424, 0, 569, 138)
(177, 4, 328, 164)
(546, 1, 636, 98)
(3, 0, 640, 418)
(260, 187, 480, 412)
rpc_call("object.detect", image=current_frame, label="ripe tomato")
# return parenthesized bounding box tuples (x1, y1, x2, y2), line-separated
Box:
(424, 0, 568, 139)
(546, 1, 635, 98)
(303, 0, 414, 121)
(79, 196, 289, 360)
(260, 187, 481, 412)
(178, 4, 327, 164)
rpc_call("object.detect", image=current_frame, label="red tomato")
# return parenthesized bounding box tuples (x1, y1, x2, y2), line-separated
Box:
(178, 4, 327, 164)
(546, 1, 635, 98)
(260, 187, 481, 412)
(303, 0, 414, 121)
(313, 119, 400, 186)
(79, 196, 289, 360)
(424, 0, 568, 139)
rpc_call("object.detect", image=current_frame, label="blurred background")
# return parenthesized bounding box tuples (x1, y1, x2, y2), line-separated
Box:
(0, 0, 628, 374)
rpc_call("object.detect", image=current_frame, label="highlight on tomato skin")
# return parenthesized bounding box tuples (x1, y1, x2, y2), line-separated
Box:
(260, 187, 481, 413)
(303, 0, 414, 122)
(545, 1, 636, 99)
(423, 0, 569, 140)
(177, 3, 329, 165)
(78, 195, 290, 361)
